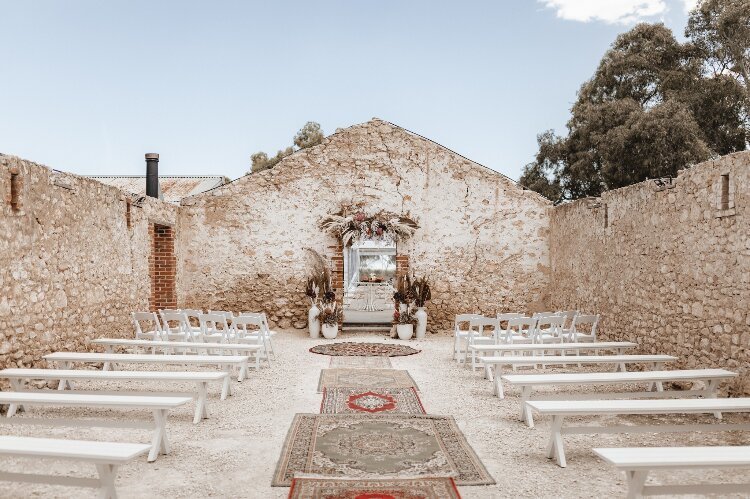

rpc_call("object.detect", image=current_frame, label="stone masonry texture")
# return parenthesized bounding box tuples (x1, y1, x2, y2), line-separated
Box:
(176, 119, 551, 332)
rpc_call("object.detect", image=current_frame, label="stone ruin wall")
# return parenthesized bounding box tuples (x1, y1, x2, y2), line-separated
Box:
(549, 152, 750, 393)
(177, 119, 551, 332)
(0, 155, 177, 378)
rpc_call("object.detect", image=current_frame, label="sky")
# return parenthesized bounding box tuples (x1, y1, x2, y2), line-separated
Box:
(0, 0, 697, 182)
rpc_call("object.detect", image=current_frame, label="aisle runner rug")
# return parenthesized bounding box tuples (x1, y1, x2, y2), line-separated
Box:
(310, 342, 420, 358)
(321, 387, 426, 414)
(317, 369, 419, 393)
(329, 356, 393, 369)
(272, 414, 494, 486)
(288, 476, 462, 498)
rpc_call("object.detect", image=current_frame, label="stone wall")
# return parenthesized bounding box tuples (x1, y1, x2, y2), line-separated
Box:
(0, 155, 177, 374)
(177, 119, 551, 332)
(549, 152, 750, 392)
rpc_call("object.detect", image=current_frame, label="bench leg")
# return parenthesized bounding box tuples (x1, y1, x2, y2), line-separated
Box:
(494, 366, 505, 399)
(625, 470, 649, 499)
(148, 409, 170, 462)
(519, 386, 535, 427)
(8, 379, 25, 415)
(221, 373, 231, 400)
(194, 382, 209, 424)
(239, 360, 248, 382)
(705, 379, 722, 419)
(545, 415, 566, 467)
(96, 463, 119, 499)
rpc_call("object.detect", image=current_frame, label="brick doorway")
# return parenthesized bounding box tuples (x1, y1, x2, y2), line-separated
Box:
(149, 223, 176, 311)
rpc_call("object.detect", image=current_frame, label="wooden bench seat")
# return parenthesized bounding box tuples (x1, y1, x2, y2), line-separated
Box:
(480, 354, 677, 398)
(44, 352, 251, 383)
(468, 341, 637, 371)
(526, 398, 750, 467)
(0, 368, 230, 424)
(594, 446, 750, 498)
(0, 391, 192, 462)
(0, 435, 151, 499)
(91, 338, 265, 370)
(501, 368, 737, 426)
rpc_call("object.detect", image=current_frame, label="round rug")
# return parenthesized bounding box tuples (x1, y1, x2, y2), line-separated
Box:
(310, 342, 420, 357)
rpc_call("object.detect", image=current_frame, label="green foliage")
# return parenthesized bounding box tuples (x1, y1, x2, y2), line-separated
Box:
(521, 11, 749, 203)
(249, 122, 324, 174)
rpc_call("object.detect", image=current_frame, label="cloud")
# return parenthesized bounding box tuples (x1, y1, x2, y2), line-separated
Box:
(539, 0, 668, 24)
(682, 0, 700, 12)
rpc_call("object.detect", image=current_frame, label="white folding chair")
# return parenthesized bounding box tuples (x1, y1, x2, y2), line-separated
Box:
(453, 314, 482, 363)
(181, 309, 203, 340)
(239, 312, 276, 360)
(568, 314, 600, 342)
(132, 312, 162, 341)
(466, 317, 499, 371)
(557, 310, 578, 341)
(198, 313, 232, 345)
(159, 310, 191, 342)
(533, 315, 566, 344)
(231, 315, 271, 369)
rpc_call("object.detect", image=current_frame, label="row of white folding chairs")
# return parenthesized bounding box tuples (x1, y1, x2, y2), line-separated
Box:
(453, 311, 600, 363)
(131, 310, 276, 362)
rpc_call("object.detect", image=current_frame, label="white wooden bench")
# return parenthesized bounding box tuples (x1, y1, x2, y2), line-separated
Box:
(526, 398, 750, 467)
(502, 368, 737, 426)
(44, 352, 251, 384)
(481, 354, 677, 398)
(0, 435, 150, 499)
(91, 338, 265, 370)
(594, 446, 750, 498)
(468, 341, 638, 371)
(0, 368, 230, 424)
(0, 391, 192, 462)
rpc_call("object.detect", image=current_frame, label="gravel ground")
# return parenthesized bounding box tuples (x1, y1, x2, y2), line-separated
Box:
(1, 330, 748, 498)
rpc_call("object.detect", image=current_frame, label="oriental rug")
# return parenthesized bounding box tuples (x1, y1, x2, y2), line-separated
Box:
(288, 476, 462, 499)
(317, 369, 419, 393)
(310, 342, 420, 358)
(329, 356, 393, 369)
(320, 387, 426, 415)
(272, 414, 494, 487)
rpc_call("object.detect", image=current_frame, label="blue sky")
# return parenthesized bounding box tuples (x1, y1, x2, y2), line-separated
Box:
(0, 0, 695, 181)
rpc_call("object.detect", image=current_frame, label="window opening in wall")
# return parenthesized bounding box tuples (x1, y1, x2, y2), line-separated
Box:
(125, 199, 132, 229)
(604, 204, 608, 228)
(720, 174, 730, 211)
(9, 170, 20, 210)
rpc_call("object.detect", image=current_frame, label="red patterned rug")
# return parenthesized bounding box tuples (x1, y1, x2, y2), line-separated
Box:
(288, 476, 461, 498)
(321, 387, 426, 414)
(310, 342, 420, 357)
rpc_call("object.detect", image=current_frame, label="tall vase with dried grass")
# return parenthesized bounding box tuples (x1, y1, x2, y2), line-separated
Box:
(319, 291, 342, 339)
(411, 276, 431, 339)
(304, 249, 335, 339)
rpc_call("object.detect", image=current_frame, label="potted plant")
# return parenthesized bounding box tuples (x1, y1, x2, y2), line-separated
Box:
(393, 308, 415, 340)
(319, 292, 342, 339)
(305, 276, 321, 338)
(411, 276, 431, 339)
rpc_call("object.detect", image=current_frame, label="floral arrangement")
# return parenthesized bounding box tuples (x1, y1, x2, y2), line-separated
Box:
(320, 208, 419, 246)
(411, 276, 431, 307)
(393, 308, 416, 325)
(319, 301, 343, 326)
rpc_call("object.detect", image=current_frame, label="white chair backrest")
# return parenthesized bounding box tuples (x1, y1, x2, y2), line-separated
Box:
(199, 313, 231, 340)
(572, 314, 600, 340)
(161, 311, 189, 337)
(232, 315, 264, 342)
(132, 312, 161, 338)
(455, 314, 482, 333)
(534, 315, 565, 341)
(501, 316, 536, 343)
(469, 316, 499, 338)
(557, 310, 578, 329)
(209, 310, 234, 321)
(239, 312, 272, 333)
(532, 311, 559, 319)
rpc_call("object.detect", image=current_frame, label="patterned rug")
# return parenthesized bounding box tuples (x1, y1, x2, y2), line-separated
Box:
(317, 369, 419, 393)
(321, 387, 426, 414)
(329, 356, 393, 369)
(288, 476, 462, 498)
(272, 414, 494, 486)
(310, 342, 420, 357)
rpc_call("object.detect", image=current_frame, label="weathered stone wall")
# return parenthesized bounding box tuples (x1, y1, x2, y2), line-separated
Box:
(549, 152, 750, 392)
(0, 155, 177, 373)
(177, 119, 551, 332)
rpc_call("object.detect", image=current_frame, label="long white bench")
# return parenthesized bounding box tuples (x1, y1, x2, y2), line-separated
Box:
(0, 368, 230, 424)
(91, 338, 265, 370)
(468, 341, 638, 371)
(0, 435, 150, 499)
(44, 352, 251, 384)
(0, 391, 192, 462)
(526, 398, 750, 467)
(481, 355, 677, 398)
(594, 446, 750, 498)
(502, 369, 737, 426)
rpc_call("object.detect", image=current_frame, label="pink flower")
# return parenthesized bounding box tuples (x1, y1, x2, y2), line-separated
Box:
(354, 212, 366, 222)
(376, 227, 384, 236)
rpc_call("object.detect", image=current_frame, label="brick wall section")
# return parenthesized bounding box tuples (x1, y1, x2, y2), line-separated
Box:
(150, 224, 177, 310)
(330, 243, 344, 301)
(549, 152, 750, 394)
(395, 255, 409, 280)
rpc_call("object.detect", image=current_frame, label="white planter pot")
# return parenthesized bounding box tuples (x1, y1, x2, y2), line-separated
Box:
(396, 324, 413, 340)
(415, 307, 427, 339)
(399, 303, 407, 313)
(308, 304, 320, 339)
(322, 323, 338, 339)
